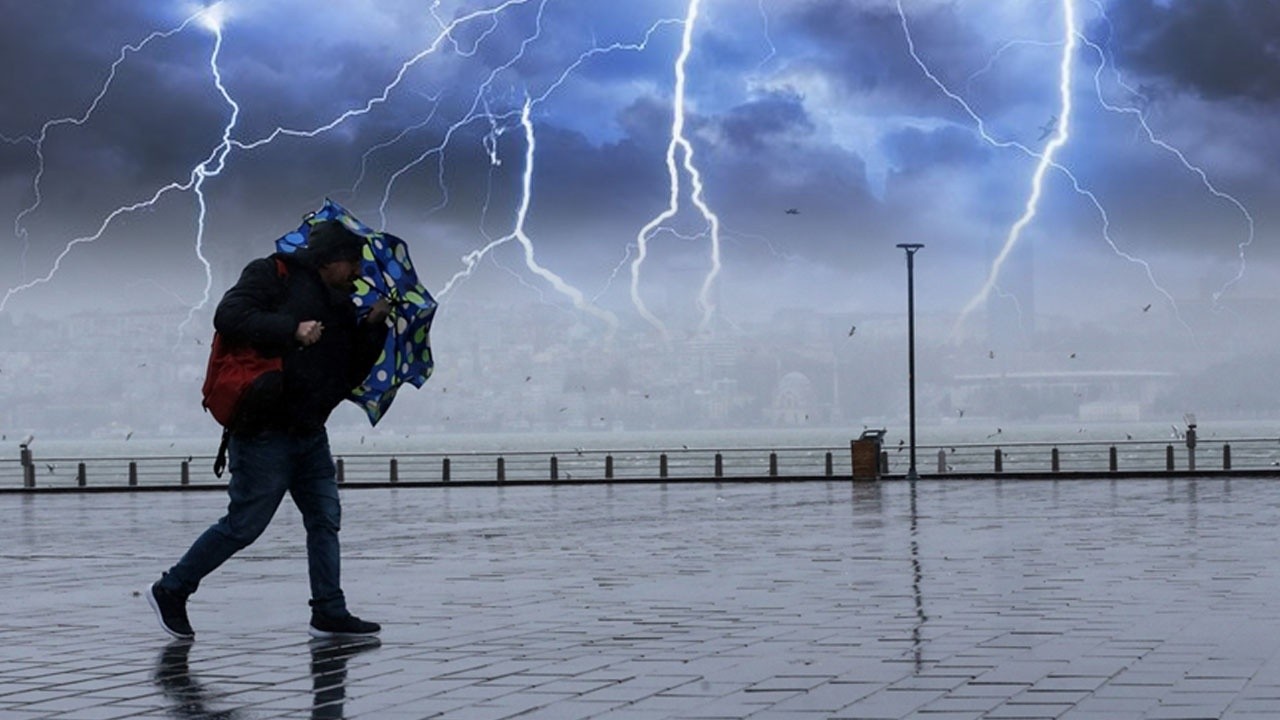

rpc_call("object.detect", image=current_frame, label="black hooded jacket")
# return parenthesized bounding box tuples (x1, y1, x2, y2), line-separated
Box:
(213, 252, 384, 434)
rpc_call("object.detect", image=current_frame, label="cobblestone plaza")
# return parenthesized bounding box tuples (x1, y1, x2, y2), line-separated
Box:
(4, 477, 1280, 718)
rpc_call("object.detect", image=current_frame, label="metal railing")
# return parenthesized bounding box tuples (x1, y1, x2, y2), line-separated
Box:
(922, 437, 1277, 475)
(5, 437, 1279, 491)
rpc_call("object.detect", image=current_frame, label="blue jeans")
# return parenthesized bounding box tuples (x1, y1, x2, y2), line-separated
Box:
(159, 429, 347, 616)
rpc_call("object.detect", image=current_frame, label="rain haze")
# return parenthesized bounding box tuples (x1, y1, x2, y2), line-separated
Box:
(2, 0, 1278, 445)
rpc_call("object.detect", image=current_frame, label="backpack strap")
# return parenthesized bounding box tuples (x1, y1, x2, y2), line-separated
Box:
(213, 427, 231, 478)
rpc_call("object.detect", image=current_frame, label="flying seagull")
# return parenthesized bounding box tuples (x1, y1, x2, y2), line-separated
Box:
(785, 208, 800, 215)
(1142, 303, 1152, 312)
(1037, 115, 1058, 141)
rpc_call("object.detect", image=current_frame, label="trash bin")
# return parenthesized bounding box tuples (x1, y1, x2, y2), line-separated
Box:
(852, 429, 886, 481)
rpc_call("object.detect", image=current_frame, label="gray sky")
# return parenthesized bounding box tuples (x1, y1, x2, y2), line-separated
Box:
(1, 0, 1277, 341)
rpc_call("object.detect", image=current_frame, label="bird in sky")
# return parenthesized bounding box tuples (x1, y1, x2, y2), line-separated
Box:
(1142, 303, 1152, 312)
(785, 208, 799, 215)
(988, 350, 995, 359)
(1037, 115, 1058, 141)
(125, 431, 133, 441)
(986, 428, 1002, 439)
(1069, 352, 1077, 359)
(847, 325, 856, 337)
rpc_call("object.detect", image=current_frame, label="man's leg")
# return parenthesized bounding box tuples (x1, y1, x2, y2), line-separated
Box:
(290, 430, 345, 616)
(159, 432, 293, 597)
(292, 430, 379, 637)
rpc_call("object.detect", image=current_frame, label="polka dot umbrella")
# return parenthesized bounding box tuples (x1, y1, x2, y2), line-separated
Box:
(276, 199, 437, 425)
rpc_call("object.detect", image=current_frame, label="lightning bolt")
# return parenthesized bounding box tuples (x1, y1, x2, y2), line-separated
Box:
(1, 4, 235, 325)
(630, 0, 724, 338)
(2, 0, 548, 326)
(440, 99, 617, 330)
(1081, 1, 1256, 306)
(957, 0, 1078, 330)
(228, 0, 537, 155)
(430, 14, 681, 324)
(894, 0, 1189, 338)
(5, 8, 209, 280)
(6, 0, 690, 349)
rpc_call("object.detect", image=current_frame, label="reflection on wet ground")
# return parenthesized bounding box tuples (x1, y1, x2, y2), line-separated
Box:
(3, 478, 1280, 718)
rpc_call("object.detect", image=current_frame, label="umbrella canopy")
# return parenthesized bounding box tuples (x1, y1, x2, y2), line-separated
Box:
(276, 199, 437, 425)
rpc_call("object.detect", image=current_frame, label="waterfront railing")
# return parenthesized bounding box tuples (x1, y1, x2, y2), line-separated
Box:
(5, 436, 1280, 490)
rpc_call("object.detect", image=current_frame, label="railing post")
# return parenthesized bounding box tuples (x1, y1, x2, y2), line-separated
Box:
(1223, 444, 1231, 471)
(605, 454, 613, 480)
(994, 448, 1003, 473)
(879, 450, 889, 475)
(497, 456, 505, 483)
(20, 445, 34, 489)
(336, 458, 345, 484)
(179, 461, 189, 486)
(937, 448, 947, 474)
(128, 461, 138, 487)
(660, 453, 668, 479)
(442, 457, 451, 482)
(768, 452, 778, 477)
(389, 457, 399, 483)
(1051, 447, 1060, 473)
(714, 453, 723, 478)
(1109, 446, 1118, 473)
(550, 455, 558, 481)
(826, 451, 834, 477)
(1166, 445, 1174, 472)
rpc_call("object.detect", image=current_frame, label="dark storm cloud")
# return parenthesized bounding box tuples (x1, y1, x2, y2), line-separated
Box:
(1101, 0, 1280, 102)
(881, 125, 991, 174)
(0, 2, 174, 132)
(782, 0, 980, 110)
(718, 90, 813, 152)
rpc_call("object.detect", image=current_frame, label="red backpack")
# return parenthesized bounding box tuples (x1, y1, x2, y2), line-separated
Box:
(201, 258, 288, 475)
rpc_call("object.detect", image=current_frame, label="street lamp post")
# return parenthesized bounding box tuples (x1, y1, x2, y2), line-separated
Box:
(897, 243, 924, 480)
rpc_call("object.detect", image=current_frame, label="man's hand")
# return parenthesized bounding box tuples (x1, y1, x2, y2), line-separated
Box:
(365, 298, 391, 326)
(295, 320, 323, 346)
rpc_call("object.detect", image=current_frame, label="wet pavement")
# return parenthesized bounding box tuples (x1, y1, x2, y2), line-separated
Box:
(3, 477, 1280, 719)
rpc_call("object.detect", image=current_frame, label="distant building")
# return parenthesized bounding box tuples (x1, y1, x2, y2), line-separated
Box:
(770, 372, 815, 425)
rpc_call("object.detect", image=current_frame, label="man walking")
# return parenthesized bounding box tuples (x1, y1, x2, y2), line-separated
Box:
(148, 220, 389, 640)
